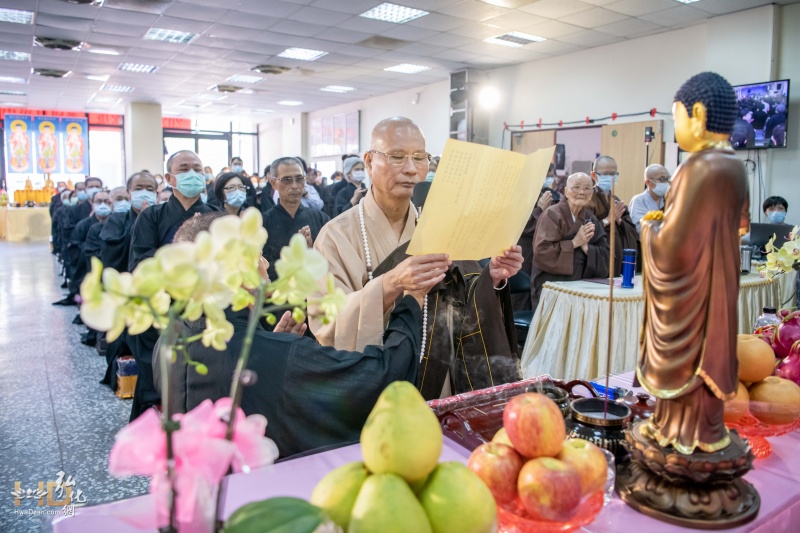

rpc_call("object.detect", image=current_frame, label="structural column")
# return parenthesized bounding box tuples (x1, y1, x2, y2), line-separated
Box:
(124, 102, 163, 177)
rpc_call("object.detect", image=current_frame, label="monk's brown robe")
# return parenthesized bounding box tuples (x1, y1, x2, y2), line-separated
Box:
(637, 148, 749, 454)
(588, 188, 640, 276)
(374, 243, 521, 401)
(531, 200, 610, 311)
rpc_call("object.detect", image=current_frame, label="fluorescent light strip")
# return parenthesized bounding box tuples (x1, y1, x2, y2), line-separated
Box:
(144, 28, 198, 44)
(674, 0, 699, 4)
(86, 74, 110, 82)
(1, 102, 24, 107)
(87, 47, 120, 56)
(484, 32, 546, 47)
(227, 74, 263, 84)
(0, 8, 34, 25)
(0, 76, 27, 84)
(384, 63, 429, 74)
(252, 109, 274, 114)
(118, 63, 158, 73)
(277, 100, 302, 106)
(320, 85, 356, 93)
(277, 47, 327, 61)
(0, 89, 25, 96)
(101, 84, 134, 92)
(360, 3, 428, 24)
(0, 50, 30, 61)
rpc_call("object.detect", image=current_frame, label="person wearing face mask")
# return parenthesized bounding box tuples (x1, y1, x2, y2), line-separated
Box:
(514, 164, 562, 311)
(53, 177, 104, 306)
(158, 188, 174, 204)
(532, 173, 610, 310)
(100, 172, 158, 273)
(763, 196, 789, 225)
(426, 156, 440, 182)
(204, 166, 214, 184)
(215, 172, 248, 216)
(51, 190, 75, 264)
(127, 150, 215, 421)
(294, 156, 324, 212)
(629, 164, 671, 234)
(227, 156, 258, 209)
(335, 156, 367, 215)
(588, 155, 639, 276)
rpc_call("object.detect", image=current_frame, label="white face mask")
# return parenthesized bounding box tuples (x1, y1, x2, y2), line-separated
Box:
(652, 182, 669, 197)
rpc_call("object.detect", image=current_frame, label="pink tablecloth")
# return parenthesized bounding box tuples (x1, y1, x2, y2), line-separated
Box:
(50, 372, 800, 533)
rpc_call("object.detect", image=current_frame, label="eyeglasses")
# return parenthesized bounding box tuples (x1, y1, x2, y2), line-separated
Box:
(223, 185, 247, 192)
(647, 177, 670, 184)
(276, 176, 306, 185)
(370, 150, 431, 167)
(568, 186, 593, 193)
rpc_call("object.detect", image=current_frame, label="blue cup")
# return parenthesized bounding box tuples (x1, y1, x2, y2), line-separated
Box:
(621, 248, 636, 289)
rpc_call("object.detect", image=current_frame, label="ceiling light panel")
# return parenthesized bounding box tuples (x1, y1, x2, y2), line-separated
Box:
(484, 32, 546, 47)
(384, 63, 430, 74)
(101, 84, 134, 92)
(0, 50, 31, 61)
(252, 109, 274, 114)
(0, 8, 34, 25)
(0, 89, 25, 96)
(0, 76, 27, 84)
(87, 47, 121, 56)
(320, 85, 356, 93)
(226, 74, 264, 84)
(277, 48, 328, 61)
(360, 3, 428, 24)
(277, 100, 302, 106)
(144, 28, 198, 44)
(118, 63, 158, 73)
(86, 74, 110, 81)
(673, 0, 699, 4)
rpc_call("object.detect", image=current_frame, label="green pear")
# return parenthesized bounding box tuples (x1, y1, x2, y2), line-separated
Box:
(360, 381, 442, 483)
(310, 462, 369, 530)
(348, 473, 432, 533)
(419, 462, 498, 533)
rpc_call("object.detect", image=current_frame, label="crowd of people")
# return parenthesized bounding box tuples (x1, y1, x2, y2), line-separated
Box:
(48, 116, 527, 458)
(731, 90, 788, 148)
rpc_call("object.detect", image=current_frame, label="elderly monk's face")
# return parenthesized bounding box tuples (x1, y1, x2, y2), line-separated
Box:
(565, 175, 594, 209)
(365, 124, 429, 201)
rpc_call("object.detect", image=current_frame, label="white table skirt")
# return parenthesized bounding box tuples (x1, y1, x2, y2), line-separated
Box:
(521, 272, 792, 382)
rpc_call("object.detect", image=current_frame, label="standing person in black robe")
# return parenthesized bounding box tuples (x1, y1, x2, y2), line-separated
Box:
(334, 156, 367, 215)
(258, 165, 276, 214)
(262, 157, 330, 281)
(100, 172, 158, 273)
(322, 171, 344, 217)
(54, 178, 102, 306)
(62, 187, 110, 308)
(589, 156, 639, 277)
(52, 190, 73, 266)
(127, 150, 215, 420)
(49, 182, 67, 252)
(532, 173, 610, 311)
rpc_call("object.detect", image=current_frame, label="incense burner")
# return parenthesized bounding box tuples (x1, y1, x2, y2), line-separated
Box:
(565, 397, 632, 462)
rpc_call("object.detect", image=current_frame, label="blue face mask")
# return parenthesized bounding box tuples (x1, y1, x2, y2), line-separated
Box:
(86, 186, 102, 198)
(200, 192, 208, 204)
(114, 200, 131, 213)
(131, 190, 157, 211)
(226, 189, 247, 208)
(66, 197, 78, 206)
(205, 173, 213, 181)
(175, 170, 206, 198)
(94, 203, 112, 217)
(768, 211, 786, 224)
(76, 190, 89, 201)
(596, 173, 619, 192)
(426, 171, 435, 182)
(231, 164, 244, 174)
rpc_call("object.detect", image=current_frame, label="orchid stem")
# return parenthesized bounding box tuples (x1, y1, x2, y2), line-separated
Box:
(160, 305, 181, 533)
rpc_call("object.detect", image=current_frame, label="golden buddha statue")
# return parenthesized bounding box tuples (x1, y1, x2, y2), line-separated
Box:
(618, 72, 759, 528)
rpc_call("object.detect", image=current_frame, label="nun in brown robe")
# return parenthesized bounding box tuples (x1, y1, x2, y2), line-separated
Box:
(588, 188, 640, 276)
(531, 177, 610, 311)
(637, 148, 749, 454)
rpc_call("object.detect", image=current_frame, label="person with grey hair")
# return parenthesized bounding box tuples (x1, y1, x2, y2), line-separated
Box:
(262, 156, 330, 280)
(532, 173, 610, 310)
(629, 164, 671, 234)
(334, 155, 367, 215)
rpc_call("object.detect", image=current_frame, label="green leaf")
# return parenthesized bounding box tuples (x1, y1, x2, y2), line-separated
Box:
(223, 497, 326, 533)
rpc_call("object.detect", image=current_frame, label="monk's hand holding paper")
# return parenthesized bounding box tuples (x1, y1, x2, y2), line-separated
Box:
(489, 245, 524, 288)
(383, 254, 451, 310)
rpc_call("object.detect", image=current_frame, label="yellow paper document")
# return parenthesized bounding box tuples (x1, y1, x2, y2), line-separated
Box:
(408, 139, 555, 260)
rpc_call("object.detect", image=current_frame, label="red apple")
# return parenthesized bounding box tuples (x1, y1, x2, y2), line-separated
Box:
(503, 393, 566, 458)
(467, 442, 524, 503)
(518, 457, 582, 522)
(558, 438, 607, 496)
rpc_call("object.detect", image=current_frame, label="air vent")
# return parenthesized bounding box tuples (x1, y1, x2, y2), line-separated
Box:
(484, 32, 545, 48)
(251, 65, 291, 75)
(358, 36, 409, 51)
(211, 84, 242, 93)
(34, 37, 85, 51)
(55, 0, 104, 5)
(32, 68, 72, 78)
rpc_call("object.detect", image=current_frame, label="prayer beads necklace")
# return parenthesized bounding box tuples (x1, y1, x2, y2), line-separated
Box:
(358, 198, 428, 362)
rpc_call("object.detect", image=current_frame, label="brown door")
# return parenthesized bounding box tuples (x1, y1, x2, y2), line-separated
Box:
(600, 120, 664, 205)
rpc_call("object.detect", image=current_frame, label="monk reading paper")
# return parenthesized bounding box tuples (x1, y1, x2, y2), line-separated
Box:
(312, 117, 524, 400)
(637, 72, 750, 454)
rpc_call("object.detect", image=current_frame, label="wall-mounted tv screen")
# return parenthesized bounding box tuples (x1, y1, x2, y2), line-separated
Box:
(731, 79, 789, 150)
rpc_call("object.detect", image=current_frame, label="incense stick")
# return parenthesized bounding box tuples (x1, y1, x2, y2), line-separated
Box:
(604, 182, 616, 419)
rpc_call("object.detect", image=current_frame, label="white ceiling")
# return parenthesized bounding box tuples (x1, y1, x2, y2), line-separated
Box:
(0, 0, 797, 122)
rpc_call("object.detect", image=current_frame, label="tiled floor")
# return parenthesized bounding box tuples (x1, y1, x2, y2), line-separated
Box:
(0, 242, 148, 532)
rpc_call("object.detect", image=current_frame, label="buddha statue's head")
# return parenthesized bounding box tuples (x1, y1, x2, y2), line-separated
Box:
(673, 72, 737, 153)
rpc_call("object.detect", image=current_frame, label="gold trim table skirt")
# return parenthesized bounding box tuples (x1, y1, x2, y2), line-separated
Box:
(521, 273, 794, 381)
(0, 206, 52, 242)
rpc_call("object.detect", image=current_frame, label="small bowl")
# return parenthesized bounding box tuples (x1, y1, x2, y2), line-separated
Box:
(497, 491, 604, 533)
